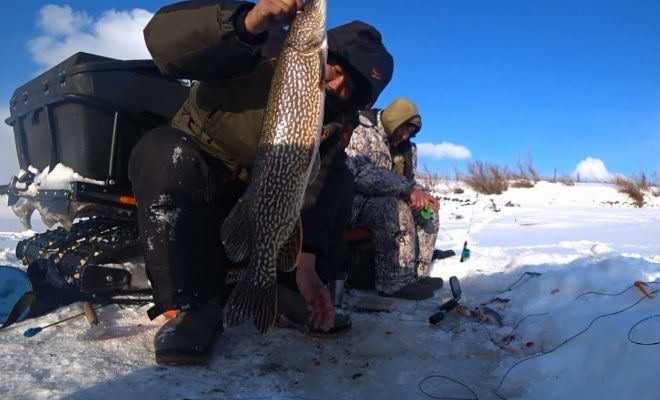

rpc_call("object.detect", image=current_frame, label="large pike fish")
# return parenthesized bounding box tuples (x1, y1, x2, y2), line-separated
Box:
(221, 0, 327, 333)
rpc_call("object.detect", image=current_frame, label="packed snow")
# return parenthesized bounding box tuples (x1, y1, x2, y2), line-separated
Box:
(8, 164, 107, 230)
(12, 164, 105, 196)
(0, 181, 658, 400)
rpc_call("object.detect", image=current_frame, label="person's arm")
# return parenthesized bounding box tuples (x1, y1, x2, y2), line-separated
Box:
(407, 144, 439, 211)
(144, 0, 301, 81)
(295, 142, 353, 331)
(345, 124, 415, 198)
(295, 253, 334, 331)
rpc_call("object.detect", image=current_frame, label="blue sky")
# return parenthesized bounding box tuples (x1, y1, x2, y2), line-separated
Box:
(0, 0, 658, 182)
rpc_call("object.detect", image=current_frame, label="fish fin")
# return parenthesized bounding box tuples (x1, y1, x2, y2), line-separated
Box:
(221, 196, 251, 262)
(277, 218, 302, 272)
(224, 281, 277, 334)
(253, 284, 278, 333)
(319, 45, 327, 91)
(319, 47, 328, 90)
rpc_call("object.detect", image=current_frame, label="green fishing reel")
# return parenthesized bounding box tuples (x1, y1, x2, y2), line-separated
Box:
(420, 205, 434, 220)
(461, 246, 471, 261)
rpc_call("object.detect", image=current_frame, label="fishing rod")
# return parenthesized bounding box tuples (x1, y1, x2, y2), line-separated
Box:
(23, 303, 112, 338)
(23, 296, 151, 338)
(460, 193, 478, 262)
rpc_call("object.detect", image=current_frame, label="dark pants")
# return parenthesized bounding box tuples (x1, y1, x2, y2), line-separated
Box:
(128, 126, 246, 318)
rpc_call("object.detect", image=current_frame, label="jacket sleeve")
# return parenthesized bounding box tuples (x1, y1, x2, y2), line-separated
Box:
(143, 1, 274, 81)
(345, 124, 415, 198)
(410, 143, 425, 190)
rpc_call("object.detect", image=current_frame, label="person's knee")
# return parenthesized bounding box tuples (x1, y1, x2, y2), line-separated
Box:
(361, 196, 402, 218)
(129, 127, 206, 191)
(369, 196, 413, 218)
(394, 198, 412, 213)
(130, 127, 198, 169)
(375, 196, 401, 211)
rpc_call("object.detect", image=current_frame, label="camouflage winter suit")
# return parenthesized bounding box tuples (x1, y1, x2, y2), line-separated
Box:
(345, 110, 439, 294)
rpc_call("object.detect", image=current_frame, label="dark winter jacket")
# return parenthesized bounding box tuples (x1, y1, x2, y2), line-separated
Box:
(144, 1, 275, 176)
(143, 1, 392, 263)
(144, 1, 393, 175)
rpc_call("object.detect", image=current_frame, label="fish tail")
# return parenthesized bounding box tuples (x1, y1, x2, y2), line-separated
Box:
(253, 283, 277, 333)
(225, 281, 277, 333)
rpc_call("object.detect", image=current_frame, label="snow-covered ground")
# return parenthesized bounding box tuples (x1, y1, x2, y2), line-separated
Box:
(0, 181, 658, 400)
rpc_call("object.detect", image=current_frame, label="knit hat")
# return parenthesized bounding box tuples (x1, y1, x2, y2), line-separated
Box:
(381, 97, 421, 136)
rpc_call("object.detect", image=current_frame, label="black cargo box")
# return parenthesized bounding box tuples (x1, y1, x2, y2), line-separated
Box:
(5, 52, 189, 188)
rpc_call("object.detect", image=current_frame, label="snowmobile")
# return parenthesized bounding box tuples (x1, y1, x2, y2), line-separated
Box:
(1, 52, 189, 297)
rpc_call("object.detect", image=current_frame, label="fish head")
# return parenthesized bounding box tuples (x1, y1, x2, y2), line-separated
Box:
(287, 0, 327, 53)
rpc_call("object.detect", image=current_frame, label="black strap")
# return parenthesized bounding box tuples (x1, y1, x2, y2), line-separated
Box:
(0, 291, 35, 329)
(147, 303, 165, 320)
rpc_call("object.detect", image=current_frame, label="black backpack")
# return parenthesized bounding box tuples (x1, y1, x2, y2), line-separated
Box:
(0, 261, 85, 329)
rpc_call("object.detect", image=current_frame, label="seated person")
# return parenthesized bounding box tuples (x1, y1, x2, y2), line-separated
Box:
(130, 0, 393, 364)
(345, 98, 442, 300)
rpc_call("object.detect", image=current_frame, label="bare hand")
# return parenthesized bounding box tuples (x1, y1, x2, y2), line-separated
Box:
(244, 0, 304, 35)
(295, 253, 335, 331)
(428, 195, 439, 212)
(408, 188, 439, 212)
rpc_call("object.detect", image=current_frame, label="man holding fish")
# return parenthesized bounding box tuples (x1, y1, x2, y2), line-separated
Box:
(128, 0, 393, 364)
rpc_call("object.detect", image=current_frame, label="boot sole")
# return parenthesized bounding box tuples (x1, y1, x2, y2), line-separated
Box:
(155, 350, 210, 366)
(153, 327, 223, 365)
(418, 278, 444, 290)
(377, 291, 434, 301)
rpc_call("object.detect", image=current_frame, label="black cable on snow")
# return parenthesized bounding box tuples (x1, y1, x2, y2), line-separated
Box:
(493, 289, 660, 400)
(418, 375, 479, 400)
(627, 313, 660, 346)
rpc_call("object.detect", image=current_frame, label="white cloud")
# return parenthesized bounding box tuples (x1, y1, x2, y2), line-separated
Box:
(571, 157, 613, 182)
(28, 5, 153, 70)
(36, 4, 93, 36)
(416, 142, 471, 159)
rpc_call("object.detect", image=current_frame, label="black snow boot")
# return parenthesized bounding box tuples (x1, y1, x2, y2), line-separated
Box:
(378, 282, 434, 300)
(153, 295, 224, 365)
(432, 249, 456, 261)
(418, 277, 444, 290)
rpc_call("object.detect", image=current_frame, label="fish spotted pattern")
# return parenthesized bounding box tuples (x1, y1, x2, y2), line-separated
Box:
(221, 0, 328, 333)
